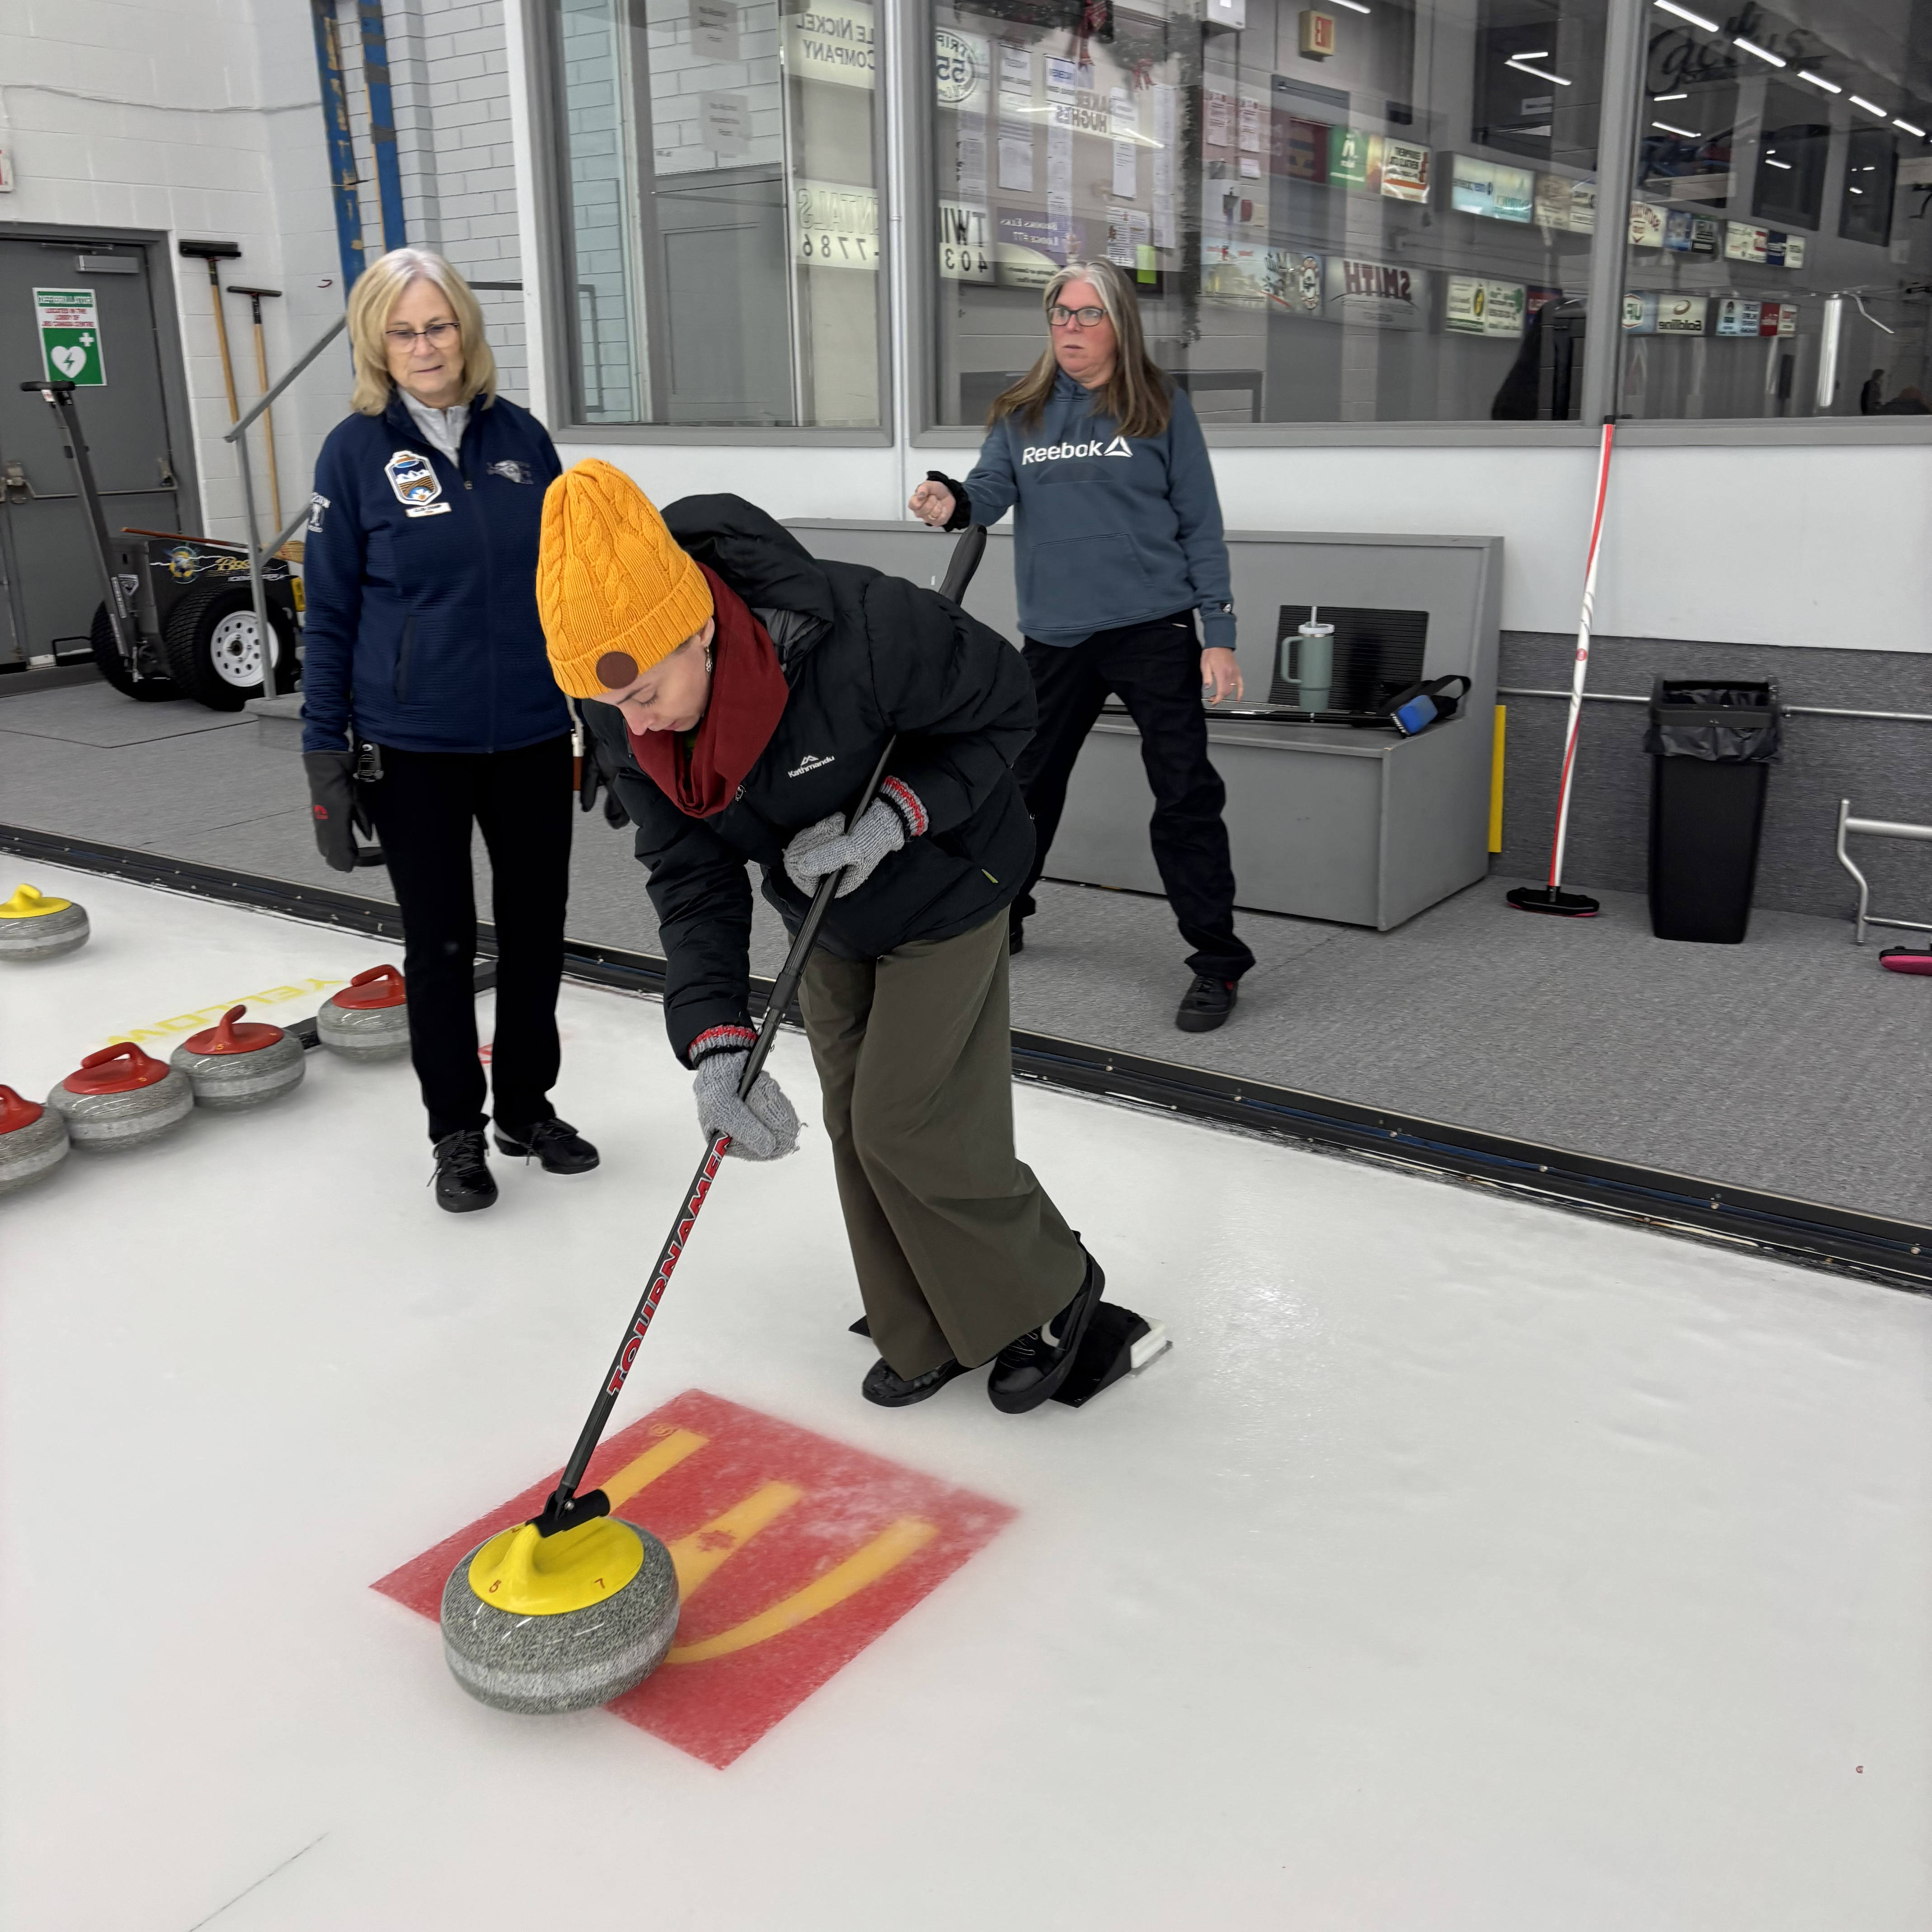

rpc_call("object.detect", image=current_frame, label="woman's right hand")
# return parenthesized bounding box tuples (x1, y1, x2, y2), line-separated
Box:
(908, 480, 955, 528)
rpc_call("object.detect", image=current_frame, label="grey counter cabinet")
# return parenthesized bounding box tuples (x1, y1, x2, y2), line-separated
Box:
(790, 522, 1503, 933)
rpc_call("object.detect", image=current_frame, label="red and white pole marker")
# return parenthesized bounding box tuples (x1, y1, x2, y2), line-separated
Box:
(1508, 418, 1615, 917)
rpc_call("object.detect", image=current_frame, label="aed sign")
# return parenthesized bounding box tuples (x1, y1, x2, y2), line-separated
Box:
(375, 1389, 1015, 1767)
(34, 287, 105, 385)
(1299, 9, 1336, 57)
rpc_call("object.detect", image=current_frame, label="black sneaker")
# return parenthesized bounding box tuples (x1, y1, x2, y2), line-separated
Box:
(987, 1252, 1106, 1414)
(1008, 922, 1025, 955)
(1175, 973, 1237, 1033)
(494, 1117, 600, 1173)
(862, 1356, 970, 1407)
(432, 1128, 497, 1213)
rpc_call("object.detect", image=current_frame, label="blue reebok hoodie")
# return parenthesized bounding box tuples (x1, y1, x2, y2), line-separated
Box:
(959, 373, 1235, 649)
(299, 392, 569, 755)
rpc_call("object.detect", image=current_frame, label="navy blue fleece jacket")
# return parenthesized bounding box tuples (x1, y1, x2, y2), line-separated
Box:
(299, 392, 568, 755)
(959, 373, 1234, 649)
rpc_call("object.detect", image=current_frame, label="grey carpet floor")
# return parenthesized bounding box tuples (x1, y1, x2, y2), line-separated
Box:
(4, 679, 1926, 1224)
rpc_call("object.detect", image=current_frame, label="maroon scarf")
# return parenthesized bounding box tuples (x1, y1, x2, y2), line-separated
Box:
(628, 563, 789, 818)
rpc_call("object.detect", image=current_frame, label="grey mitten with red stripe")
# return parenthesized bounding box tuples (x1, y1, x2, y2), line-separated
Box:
(782, 782, 923, 899)
(690, 1026, 798, 1160)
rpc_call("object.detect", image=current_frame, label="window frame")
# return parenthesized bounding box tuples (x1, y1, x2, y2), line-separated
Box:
(899, 0, 1932, 451)
(525, 0, 897, 445)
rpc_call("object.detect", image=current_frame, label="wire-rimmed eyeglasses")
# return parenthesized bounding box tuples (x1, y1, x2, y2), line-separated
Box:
(385, 321, 460, 349)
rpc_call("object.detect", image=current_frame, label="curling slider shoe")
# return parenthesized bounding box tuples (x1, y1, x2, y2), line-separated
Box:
(1880, 945, 1932, 976)
(46, 1042, 193, 1153)
(0, 1086, 70, 1196)
(1506, 884, 1600, 917)
(170, 1005, 306, 1111)
(316, 964, 411, 1061)
(440, 1493, 681, 1715)
(0, 884, 90, 962)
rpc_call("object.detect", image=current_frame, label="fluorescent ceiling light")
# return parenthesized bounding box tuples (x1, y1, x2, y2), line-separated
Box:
(1654, 92, 1688, 101)
(1764, 158, 1792, 169)
(1514, 50, 1550, 59)
(1897, 119, 1927, 136)
(1849, 186, 1863, 195)
(1508, 57, 1572, 85)
(1734, 36, 1786, 66)
(1652, 120, 1699, 138)
(1850, 95, 1887, 116)
(1798, 71, 1842, 93)
(1654, 0, 1718, 29)
(1331, 0, 1371, 11)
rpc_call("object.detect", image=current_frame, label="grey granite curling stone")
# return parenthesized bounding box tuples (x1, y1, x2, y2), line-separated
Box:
(46, 1042, 193, 1152)
(0, 1086, 69, 1195)
(170, 1005, 306, 1111)
(317, 964, 411, 1061)
(440, 1518, 681, 1715)
(0, 884, 89, 963)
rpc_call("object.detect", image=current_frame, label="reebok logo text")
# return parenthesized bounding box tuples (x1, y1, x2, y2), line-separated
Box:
(1021, 435, 1134, 465)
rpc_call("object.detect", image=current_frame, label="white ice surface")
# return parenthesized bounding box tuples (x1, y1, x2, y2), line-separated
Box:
(2, 870, 1930, 1931)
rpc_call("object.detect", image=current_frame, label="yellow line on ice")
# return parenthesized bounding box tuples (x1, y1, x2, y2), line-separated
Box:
(666, 1481, 804, 1597)
(600, 1428, 707, 1508)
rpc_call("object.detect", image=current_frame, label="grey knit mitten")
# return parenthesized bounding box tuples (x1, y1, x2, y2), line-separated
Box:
(783, 798, 908, 898)
(691, 1048, 799, 1160)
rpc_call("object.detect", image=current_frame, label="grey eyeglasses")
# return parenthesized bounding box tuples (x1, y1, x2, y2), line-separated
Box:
(385, 321, 460, 348)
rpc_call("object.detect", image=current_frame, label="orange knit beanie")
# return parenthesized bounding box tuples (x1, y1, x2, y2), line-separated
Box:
(537, 460, 714, 699)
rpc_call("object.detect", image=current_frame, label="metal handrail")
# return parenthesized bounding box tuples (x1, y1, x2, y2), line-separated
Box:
(1498, 686, 1932, 725)
(1835, 799, 1932, 945)
(222, 314, 346, 444)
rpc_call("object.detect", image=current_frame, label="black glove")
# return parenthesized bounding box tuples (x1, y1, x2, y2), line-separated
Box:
(576, 703, 631, 828)
(925, 470, 973, 534)
(303, 749, 377, 872)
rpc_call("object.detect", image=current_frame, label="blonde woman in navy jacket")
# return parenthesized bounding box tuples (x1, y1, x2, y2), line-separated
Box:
(301, 248, 597, 1211)
(912, 258, 1254, 1034)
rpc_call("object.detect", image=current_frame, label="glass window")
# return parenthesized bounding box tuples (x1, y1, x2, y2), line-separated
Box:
(1622, 0, 1932, 420)
(928, 0, 1608, 428)
(547, 0, 886, 428)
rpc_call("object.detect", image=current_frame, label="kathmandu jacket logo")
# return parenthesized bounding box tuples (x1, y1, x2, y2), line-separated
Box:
(486, 459, 536, 484)
(385, 450, 451, 518)
(1020, 436, 1134, 465)
(787, 752, 837, 778)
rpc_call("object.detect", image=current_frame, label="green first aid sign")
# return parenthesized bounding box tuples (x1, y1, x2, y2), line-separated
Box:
(34, 287, 105, 385)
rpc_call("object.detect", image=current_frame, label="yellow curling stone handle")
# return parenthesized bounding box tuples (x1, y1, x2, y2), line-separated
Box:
(467, 1516, 645, 1616)
(1, 884, 73, 919)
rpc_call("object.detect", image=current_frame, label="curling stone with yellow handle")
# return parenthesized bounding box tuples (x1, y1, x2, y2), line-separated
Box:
(46, 1042, 193, 1153)
(316, 964, 411, 1061)
(170, 1005, 307, 1112)
(439, 1511, 680, 1713)
(0, 884, 89, 963)
(0, 1086, 70, 1195)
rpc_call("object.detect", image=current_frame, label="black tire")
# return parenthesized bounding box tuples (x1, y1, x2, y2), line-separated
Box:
(89, 603, 184, 703)
(160, 582, 299, 712)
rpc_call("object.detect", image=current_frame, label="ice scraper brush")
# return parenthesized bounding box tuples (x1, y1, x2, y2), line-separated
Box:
(439, 522, 988, 1714)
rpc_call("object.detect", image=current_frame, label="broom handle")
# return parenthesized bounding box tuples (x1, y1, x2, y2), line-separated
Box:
(538, 523, 987, 1532)
(1546, 418, 1615, 892)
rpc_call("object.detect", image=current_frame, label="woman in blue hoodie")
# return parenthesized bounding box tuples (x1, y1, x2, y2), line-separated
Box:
(911, 258, 1254, 1033)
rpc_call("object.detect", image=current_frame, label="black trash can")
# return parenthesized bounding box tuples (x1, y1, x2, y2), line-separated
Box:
(1644, 679, 1783, 943)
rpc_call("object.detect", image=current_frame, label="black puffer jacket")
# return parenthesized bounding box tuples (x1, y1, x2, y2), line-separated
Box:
(585, 495, 1035, 1065)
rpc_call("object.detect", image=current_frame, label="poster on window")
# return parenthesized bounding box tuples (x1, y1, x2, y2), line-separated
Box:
(1655, 294, 1707, 334)
(784, 0, 875, 89)
(1380, 140, 1430, 203)
(1265, 249, 1324, 317)
(937, 201, 992, 281)
(1322, 254, 1428, 329)
(996, 208, 1076, 288)
(1451, 155, 1532, 222)
(1273, 113, 1329, 183)
(1329, 126, 1378, 191)
(934, 28, 986, 109)
(1724, 221, 1767, 262)
(1715, 298, 1761, 337)
(1445, 274, 1526, 337)
(1628, 200, 1665, 248)
(793, 179, 879, 269)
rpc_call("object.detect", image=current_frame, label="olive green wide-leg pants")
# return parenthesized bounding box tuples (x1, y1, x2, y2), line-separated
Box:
(800, 912, 1087, 1379)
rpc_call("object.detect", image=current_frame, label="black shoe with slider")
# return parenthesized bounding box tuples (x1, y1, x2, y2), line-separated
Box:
(494, 1116, 601, 1174)
(432, 1127, 498, 1213)
(1175, 973, 1237, 1033)
(862, 1355, 970, 1407)
(987, 1251, 1107, 1414)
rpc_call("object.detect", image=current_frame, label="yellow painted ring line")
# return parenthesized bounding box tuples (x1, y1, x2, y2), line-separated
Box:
(600, 1427, 709, 1508)
(666, 1481, 805, 1599)
(1, 884, 73, 918)
(666, 1517, 939, 1666)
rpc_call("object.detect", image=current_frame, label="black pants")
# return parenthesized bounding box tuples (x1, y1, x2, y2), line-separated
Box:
(1013, 614, 1255, 981)
(362, 734, 573, 1140)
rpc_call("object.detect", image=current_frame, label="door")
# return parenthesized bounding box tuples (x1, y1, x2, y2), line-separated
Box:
(0, 233, 184, 668)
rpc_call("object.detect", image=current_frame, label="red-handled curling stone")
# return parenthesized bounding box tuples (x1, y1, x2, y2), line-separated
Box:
(316, 964, 412, 1061)
(0, 1085, 70, 1195)
(45, 1042, 193, 1153)
(170, 1005, 307, 1111)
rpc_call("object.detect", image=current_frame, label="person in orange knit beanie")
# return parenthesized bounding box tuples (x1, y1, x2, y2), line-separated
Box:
(538, 463, 1110, 1415)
